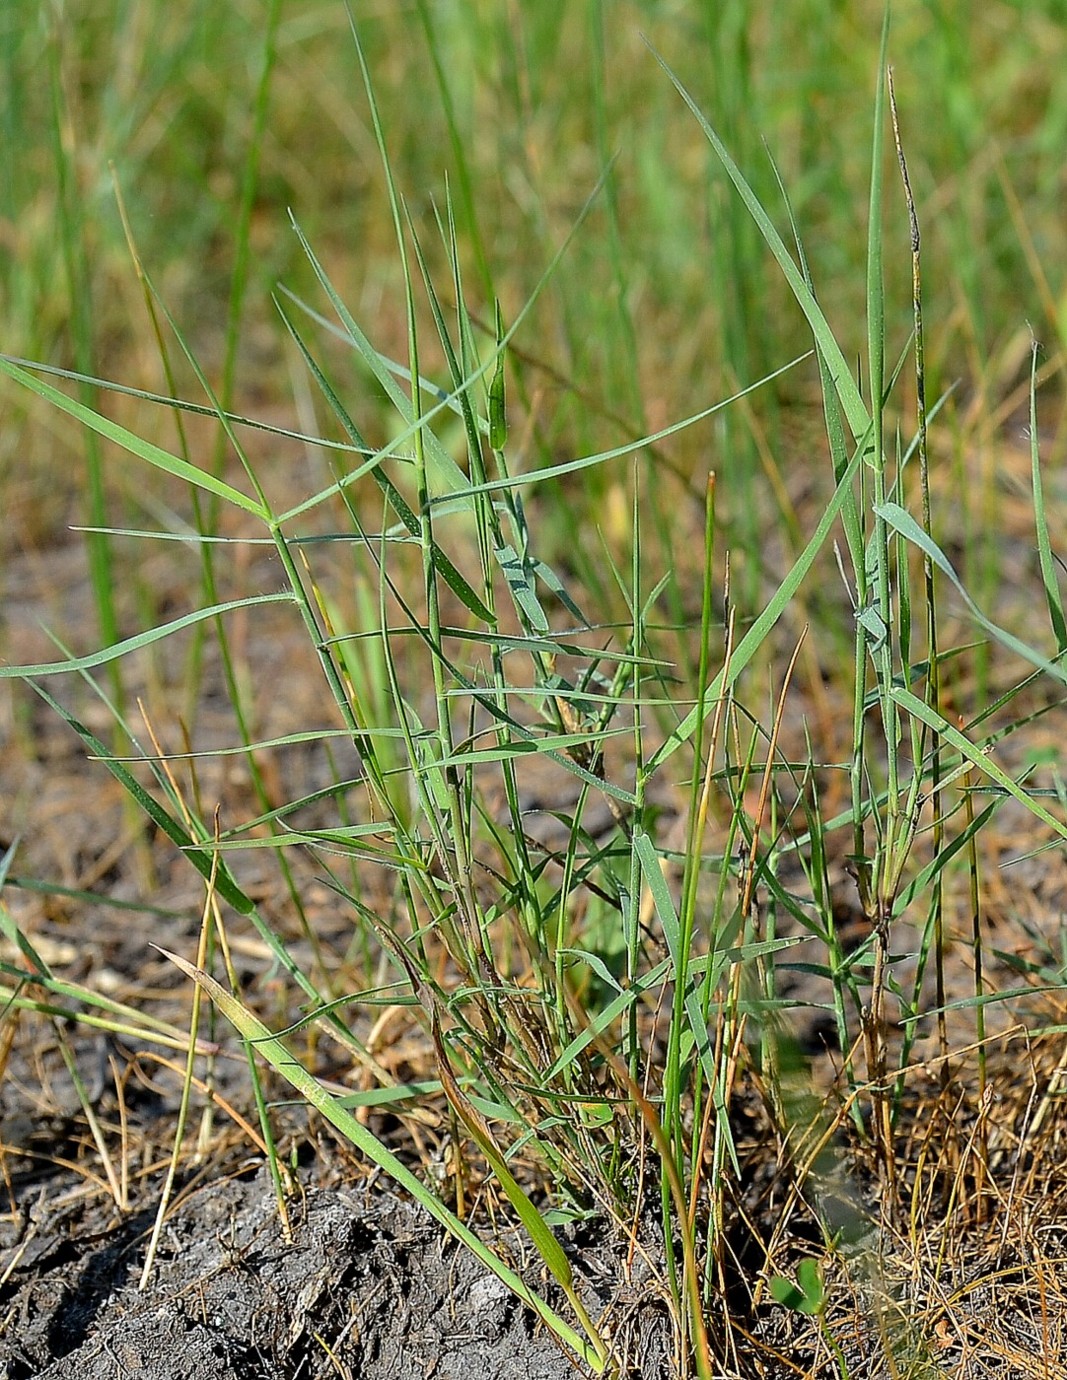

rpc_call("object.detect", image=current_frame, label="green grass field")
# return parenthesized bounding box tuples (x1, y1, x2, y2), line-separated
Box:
(2, 3, 1067, 1375)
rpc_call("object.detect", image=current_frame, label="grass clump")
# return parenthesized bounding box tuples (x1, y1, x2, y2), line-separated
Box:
(3, 6, 1067, 1378)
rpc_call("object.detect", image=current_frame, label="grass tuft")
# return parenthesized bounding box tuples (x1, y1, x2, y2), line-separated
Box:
(2, 6, 1067, 1376)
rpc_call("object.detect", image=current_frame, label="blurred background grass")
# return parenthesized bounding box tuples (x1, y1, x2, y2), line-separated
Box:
(2, 0, 1065, 627)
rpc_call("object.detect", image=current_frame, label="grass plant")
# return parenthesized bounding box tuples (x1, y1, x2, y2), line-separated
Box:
(2, 3, 1067, 1377)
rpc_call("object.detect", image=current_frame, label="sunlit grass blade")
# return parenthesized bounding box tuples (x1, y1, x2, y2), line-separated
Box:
(0, 357, 268, 517)
(0, 352, 373, 457)
(648, 434, 866, 771)
(0, 593, 293, 680)
(161, 946, 610, 1372)
(27, 683, 253, 913)
(1028, 341, 1067, 652)
(890, 686, 1067, 840)
(439, 353, 809, 504)
(875, 501, 1067, 687)
(648, 46, 872, 445)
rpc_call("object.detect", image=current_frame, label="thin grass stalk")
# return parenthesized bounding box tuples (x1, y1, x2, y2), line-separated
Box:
(740, 632, 806, 919)
(109, 1053, 132, 1212)
(413, 0, 494, 304)
(139, 854, 220, 1289)
(216, 901, 292, 1239)
(626, 466, 646, 1083)
(865, 14, 894, 898)
(707, 694, 760, 1230)
(757, 790, 783, 1120)
(133, 706, 220, 1161)
(672, 473, 719, 1103)
(745, 636, 807, 1124)
(590, 0, 645, 429)
(107, 172, 196, 705)
(659, 472, 719, 1303)
(811, 365, 875, 1096)
(44, 1018, 124, 1205)
(46, 17, 119, 676)
(351, 13, 484, 965)
(861, 13, 900, 1185)
(1027, 340, 1067, 654)
(803, 766, 864, 1110)
(700, 0, 761, 602)
(210, 0, 282, 486)
(552, 784, 592, 1063)
(185, 0, 281, 722)
(890, 72, 948, 1086)
(699, 626, 746, 1277)
(962, 757, 988, 1126)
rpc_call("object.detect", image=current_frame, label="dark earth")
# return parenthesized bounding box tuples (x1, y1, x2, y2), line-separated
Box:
(1, 1158, 672, 1380)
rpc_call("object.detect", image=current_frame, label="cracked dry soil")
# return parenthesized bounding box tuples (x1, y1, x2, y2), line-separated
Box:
(1, 1163, 669, 1380)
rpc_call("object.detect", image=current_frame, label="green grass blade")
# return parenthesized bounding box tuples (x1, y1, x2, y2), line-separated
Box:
(866, 7, 890, 450)
(648, 46, 872, 446)
(1029, 342, 1067, 651)
(0, 593, 292, 679)
(875, 501, 1067, 686)
(890, 686, 1067, 840)
(0, 353, 371, 457)
(27, 683, 254, 913)
(161, 947, 608, 1373)
(441, 353, 807, 503)
(0, 357, 268, 517)
(648, 435, 866, 772)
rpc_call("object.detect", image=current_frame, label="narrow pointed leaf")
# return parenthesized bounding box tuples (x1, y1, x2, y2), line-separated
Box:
(0, 357, 268, 517)
(160, 947, 605, 1371)
(0, 593, 293, 679)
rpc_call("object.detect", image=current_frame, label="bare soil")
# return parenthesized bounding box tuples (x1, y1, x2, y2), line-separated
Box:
(0, 1156, 651, 1380)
